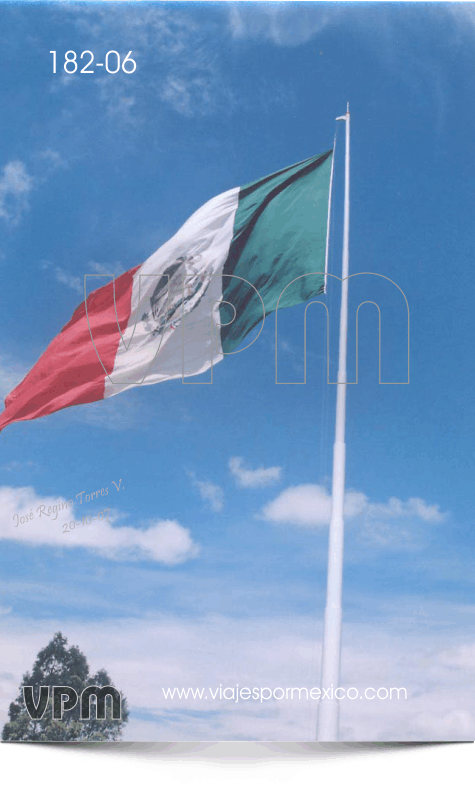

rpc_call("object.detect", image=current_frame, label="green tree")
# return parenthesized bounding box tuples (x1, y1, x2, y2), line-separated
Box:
(1, 631, 129, 741)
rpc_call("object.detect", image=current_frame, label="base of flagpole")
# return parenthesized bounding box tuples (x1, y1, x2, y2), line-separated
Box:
(316, 699, 340, 741)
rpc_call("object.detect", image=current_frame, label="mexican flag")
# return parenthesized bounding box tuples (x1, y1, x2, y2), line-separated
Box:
(0, 150, 333, 432)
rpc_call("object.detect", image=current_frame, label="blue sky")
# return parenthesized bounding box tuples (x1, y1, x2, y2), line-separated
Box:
(0, 1, 475, 741)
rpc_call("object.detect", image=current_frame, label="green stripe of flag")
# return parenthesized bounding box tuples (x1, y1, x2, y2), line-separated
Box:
(220, 150, 333, 353)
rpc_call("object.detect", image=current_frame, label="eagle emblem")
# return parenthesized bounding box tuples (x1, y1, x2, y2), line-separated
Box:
(141, 252, 211, 337)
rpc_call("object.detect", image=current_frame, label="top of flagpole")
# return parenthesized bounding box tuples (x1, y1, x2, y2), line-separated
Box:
(336, 102, 349, 121)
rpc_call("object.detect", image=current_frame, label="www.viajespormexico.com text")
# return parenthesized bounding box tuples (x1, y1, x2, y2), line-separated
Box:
(162, 686, 407, 703)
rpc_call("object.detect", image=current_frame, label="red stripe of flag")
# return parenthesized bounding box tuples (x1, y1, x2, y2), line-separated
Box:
(0, 266, 139, 432)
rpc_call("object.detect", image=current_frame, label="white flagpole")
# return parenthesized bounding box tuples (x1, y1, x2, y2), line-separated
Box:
(316, 102, 350, 742)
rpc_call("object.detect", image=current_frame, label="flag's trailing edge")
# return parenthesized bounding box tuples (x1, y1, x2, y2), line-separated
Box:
(0, 150, 332, 431)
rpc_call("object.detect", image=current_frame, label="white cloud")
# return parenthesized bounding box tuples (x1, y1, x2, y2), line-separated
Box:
(132, 520, 200, 565)
(435, 643, 475, 673)
(0, 160, 34, 225)
(187, 471, 224, 513)
(0, 612, 473, 741)
(0, 485, 200, 565)
(262, 482, 325, 527)
(261, 483, 365, 528)
(261, 484, 447, 545)
(405, 709, 474, 740)
(0, 152, 68, 227)
(229, 457, 282, 489)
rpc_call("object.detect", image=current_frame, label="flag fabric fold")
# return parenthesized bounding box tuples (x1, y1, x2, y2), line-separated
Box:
(0, 150, 332, 431)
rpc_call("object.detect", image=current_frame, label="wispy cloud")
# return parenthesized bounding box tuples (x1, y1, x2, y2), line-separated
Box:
(0, 160, 34, 226)
(229, 456, 282, 489)
(61, 4, 228, 121)
(70, 394, 147, 431)
(227, 4, 341, 47)
(227, 3, 475, 50)
(41, 260, 83, 295)
(41, 259, 126, 297)
(0, 485, 200, 565)
(0, 460, 36, 473)
(36, 149, 67, 172)
(96, 75, 137, 123)
(160, 73, 217, 117)
(88, 260, 125, 279)
(187, 471, 224, 513)
(0, 150, 67, 227)
(366, 496, 446, 524)
(445, 4, 475, 35)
